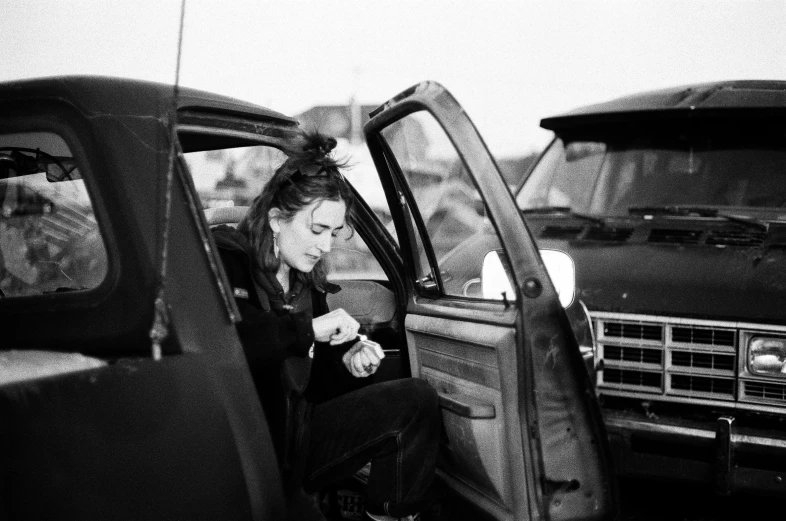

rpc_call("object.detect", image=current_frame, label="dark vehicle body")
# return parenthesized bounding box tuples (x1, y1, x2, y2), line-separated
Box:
(0, 77, 616, 520)
(516, 80, 786, 496)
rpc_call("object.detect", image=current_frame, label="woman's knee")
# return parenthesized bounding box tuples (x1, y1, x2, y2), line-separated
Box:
(411, 378, 439, 411)
(395, 378, 439, 424)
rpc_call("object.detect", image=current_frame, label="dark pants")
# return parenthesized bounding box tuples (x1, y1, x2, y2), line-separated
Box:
(303, 378, 440, 518)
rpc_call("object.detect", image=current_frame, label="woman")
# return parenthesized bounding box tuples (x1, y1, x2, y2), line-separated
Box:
(212, 131, 440, 521)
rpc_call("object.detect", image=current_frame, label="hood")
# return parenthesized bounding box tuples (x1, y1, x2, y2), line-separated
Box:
(526, 216, 786, 325)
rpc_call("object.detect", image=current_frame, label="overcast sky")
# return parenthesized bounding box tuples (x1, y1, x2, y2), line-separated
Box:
(3, 0, 785, 157)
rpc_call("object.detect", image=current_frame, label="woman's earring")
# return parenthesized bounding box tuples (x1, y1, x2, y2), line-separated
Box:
(273, 233, 280, 259)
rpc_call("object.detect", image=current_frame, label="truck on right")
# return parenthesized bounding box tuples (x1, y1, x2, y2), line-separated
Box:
(515, 80, 786, 496)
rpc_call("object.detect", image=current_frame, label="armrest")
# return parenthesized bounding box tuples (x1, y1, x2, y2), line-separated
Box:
(438, 392, 496, 419)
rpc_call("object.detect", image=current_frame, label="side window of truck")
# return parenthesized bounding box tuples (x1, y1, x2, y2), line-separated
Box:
(0, 132, 108, 297)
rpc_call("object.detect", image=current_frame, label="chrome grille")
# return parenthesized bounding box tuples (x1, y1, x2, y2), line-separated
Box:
(603, 368, 662, 389)
(604, 322, 662, 341)
(670, 351, 735, 371)
(669, 374, 735, 399)
(744, 381, 786, 402)
(671, 351, 735, 371)
(672, 326, 735, 347)
(605, 345, 663, 365)
(594, 313, 786, 410)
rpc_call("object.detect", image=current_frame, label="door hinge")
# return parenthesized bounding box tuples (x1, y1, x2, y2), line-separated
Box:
(416, 271, 438, 291)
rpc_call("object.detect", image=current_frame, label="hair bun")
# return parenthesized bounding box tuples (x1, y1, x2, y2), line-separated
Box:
(301, 130, 337, 161)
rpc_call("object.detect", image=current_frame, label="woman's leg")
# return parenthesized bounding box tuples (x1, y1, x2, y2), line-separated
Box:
(303, 378, 440, 518)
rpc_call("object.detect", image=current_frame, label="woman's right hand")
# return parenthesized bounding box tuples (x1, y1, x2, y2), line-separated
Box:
(342, 337, 385, 377)
(312, 308, 361, 345)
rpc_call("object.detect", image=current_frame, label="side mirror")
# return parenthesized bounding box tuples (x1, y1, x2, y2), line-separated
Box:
(481, 250, 516, 302)
(481, 249, 575, 308)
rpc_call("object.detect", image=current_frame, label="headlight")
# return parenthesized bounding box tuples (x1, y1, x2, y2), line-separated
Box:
(748, 336, 786, 376)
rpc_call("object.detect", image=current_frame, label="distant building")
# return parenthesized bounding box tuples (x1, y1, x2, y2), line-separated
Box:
(194, 146, 288, 208)
(214, 161, 248, 203)
(296, 102, 379, 144)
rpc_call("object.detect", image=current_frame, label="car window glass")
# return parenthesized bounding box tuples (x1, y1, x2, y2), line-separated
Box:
(0, 132, 108, 297)
(182, 142, 387, 282)
(380, 110, 512, 299)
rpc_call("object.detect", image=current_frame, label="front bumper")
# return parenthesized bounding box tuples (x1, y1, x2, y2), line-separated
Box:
(604, 409, 786, 496)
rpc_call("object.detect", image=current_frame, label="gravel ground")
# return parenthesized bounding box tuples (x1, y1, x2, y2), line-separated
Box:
(323, 476, 776, 520)
(619, 478, 776, 521)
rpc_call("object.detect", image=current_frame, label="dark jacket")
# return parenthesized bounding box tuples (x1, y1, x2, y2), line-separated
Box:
(211, 225, 358, 471)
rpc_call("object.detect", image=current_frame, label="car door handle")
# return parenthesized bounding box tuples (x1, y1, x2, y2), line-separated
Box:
(437, 392, 496, 419)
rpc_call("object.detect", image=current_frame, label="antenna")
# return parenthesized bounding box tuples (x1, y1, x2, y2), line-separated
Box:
(150, 0, 187, 361)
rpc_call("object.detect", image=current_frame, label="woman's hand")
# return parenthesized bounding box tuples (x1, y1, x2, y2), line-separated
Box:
(312, 308, 360, 345)
(342, 337, 386, 378)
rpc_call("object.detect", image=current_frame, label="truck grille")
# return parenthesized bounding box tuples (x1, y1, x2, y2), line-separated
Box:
(605, 345, 663, 365)
(743, 381, 786, 401)
(603, 368, 662, 388)
(604, 322, 662, 341)
(594, 313, 786, 409)
(670, 374, 735, 398)
(671, 326, 735, 347)
(670, 351, 735, 371)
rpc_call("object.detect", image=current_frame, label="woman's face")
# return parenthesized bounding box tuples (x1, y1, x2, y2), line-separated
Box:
(269, 198, 347, 273)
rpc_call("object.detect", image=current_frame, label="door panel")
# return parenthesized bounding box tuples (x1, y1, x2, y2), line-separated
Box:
(365, 82, 616, 521)
(407, 314, 511, 505)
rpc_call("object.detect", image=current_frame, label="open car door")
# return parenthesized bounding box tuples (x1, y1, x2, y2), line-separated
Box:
(364, 82, 617, 521)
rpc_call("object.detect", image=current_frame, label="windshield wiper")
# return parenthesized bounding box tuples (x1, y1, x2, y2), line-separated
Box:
(521, 206, 605, 226)
(628, 206, 768, 232)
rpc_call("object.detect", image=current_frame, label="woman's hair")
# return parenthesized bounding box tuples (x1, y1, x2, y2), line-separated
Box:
(237, 130, 354, 291)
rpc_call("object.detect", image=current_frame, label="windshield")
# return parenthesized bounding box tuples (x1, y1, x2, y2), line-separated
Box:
(517, 130, 786, 218)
